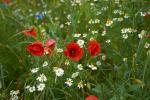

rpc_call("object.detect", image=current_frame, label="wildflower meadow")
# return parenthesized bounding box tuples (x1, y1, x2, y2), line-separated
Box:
(0, 0, 150, 100)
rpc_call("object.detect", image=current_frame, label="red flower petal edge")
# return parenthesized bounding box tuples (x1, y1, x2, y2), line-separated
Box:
(86, 95, 99, 100)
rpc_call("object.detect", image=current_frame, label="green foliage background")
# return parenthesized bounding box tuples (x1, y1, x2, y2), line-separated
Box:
(0, 0, 150, 100)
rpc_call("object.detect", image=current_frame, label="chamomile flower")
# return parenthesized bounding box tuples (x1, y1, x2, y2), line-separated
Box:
(92, 30, 98, 35)
(65, 60, 70, 65)
(88, 64, 97, 70)
(10, 95, 18, 100)
(102, 30, 106, 36)
(37, 74, 47, 82)
(106, 39, 111, 43)
(94, 19, 100, 23)
(144, 42, 150, 49)
(102, 54, 106, 61)
(71, 72, 79, 78)
(31, 68, 39, 74)
(60, 24, 64, 28)
(96, 61, 101, 66)
(29, 86, 36, 93)
(57, 48, 63, 52)
(65, 22, 71, 25)
(122, 34, 128, 39)
(77, 80, 84, 89)
(54, 68, 64, 77)
(121, 28, 128, 33)
(10, 90, 19, 100)
(10, 90, 20, 96)
(83, 34, 87, 38)
(37, 83, 45, 91)
(77, 64, 83, 70)
(74, 34, 81, 38)
(123, 58, 127, 62)
(65, 78, 73, 87)
(124, 14, 129, 18)
(106, 19, 113, 26)
(138, 30, 146, 39)
(77, 39, 85, 47)
(42, 61, 48, 67)
(117, 17, 124, 22)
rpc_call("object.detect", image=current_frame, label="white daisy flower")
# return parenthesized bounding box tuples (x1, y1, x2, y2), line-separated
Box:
(83, 34, 87, 38)
(106, 19, 113, 26)
(117, 18, 124, 22)
(96, 61, 101, 66)
(77, 39, 84, 47)
(92, 30, 98, 35)
(37, 74, 47, 82)
(77, 80, 84, 89)
(121, 28, 128, 33)
(65, 60, 70, 65)
(102, 30, 106, 36)
(122, 34, 128, 39)
(123, 58, 127, 62)
(102, 54, 106, 61)
(65, 22, 71, 25)
(77, 64, 83, 70)
(88, 64, 97, 70)
(10, 95, 18, 100)
(74, 34, 81, 38)
(60, 24, 64, 28)
(65, 78, 73, 87)
(29, 86, 36, 93)
(95, 19, 100, 23)
(42, 61, 48, 67)
(10, 90, 20, 96)
(138, 30, 146, 39)
(31, 68, 39, 74)
(37, 83, 45, 91)
(54, 68, 64, 77)
(57, 48, 63, 52)
(106, 39, 111, 43)
(71, 72, 79, 78)
(144, 42, 150, 49)
(25, 85, 30, 89)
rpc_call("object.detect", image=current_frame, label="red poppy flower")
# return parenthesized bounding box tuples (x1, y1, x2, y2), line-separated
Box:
(27, 41, 44, 56)
(64, 42, 84, 61)
(88, 40, 101, 57)
(86, 95, 99, 100)
(44, 39, 56, 55)
(23, 27, 37, 38)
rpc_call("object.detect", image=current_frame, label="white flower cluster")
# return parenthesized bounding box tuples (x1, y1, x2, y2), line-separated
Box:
(10, 90, 19, 100)
(113, 10, 124, 15)
(121, 28, 137, 39)
(88, 19, 100, 24)
(138, 30, 147, 39)
(26, 73, 47, 93)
